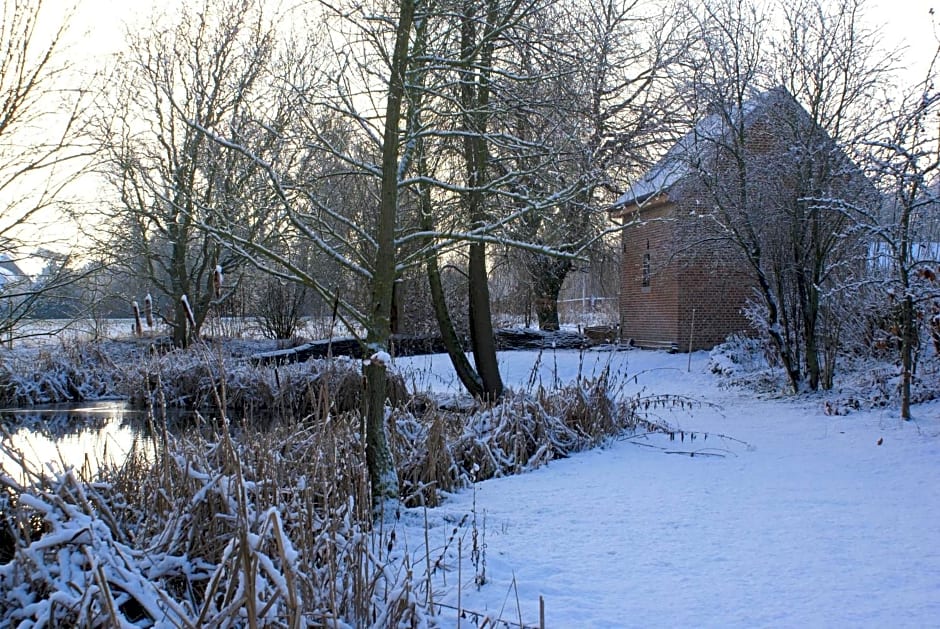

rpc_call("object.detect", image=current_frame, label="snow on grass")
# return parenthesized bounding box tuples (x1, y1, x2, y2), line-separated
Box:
(390, 348, 940, 628)
(1, 341, 937, 626)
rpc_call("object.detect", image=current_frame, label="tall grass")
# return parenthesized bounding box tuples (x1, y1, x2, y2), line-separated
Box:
(0, 343, 689, 626)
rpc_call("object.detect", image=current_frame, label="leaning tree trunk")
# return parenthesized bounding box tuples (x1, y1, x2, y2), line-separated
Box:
(468, 242, 503, 400)
(407, 12, 487, 401)
(419, 152, 485, 397)
(425, 231, 486, 399)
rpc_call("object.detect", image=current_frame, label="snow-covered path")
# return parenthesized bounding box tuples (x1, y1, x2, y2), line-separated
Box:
(394, 349, 940, 628)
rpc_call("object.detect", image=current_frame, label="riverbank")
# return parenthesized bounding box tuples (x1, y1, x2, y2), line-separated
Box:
(1, 341, 677, 626)
(0, 329, 601, 411)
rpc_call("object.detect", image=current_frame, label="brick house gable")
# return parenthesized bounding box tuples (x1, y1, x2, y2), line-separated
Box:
(610, 86, 870, 351)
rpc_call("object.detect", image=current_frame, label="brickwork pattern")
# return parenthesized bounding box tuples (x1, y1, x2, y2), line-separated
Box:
(620, 201, 755, 350)
(619, 204, 680, 348)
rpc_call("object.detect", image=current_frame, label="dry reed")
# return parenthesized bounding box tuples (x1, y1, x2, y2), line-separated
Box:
(0, 342, 685, 626)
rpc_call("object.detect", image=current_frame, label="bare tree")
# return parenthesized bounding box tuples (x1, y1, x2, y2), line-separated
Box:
(840, 47, 940, 419)
(192, 0, 589, 495)
(671, 0, 887, 392)
(772, 0, 893, 389)
(92, 0, 282, 347)
(502, 0, 687, 330)
(192, 0, 418, 502)
(0, 0, 92, 340)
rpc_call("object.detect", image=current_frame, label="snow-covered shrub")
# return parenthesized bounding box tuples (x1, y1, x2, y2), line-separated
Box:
(251, 279, 309, 340)
(0, 343, 117, 406)
(708, 334, 773, 376)
(821, 352, 940, 415)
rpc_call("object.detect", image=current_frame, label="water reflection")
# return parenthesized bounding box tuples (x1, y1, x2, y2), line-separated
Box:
(0, 401, 153, 481)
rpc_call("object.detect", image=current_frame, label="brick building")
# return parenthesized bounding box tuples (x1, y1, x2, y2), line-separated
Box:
(611, 191, 754, 351)
(611, 86, 870, 351)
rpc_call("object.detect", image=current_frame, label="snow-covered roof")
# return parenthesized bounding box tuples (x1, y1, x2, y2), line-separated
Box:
(0, 254, 27, 289)
(614, 86, 795, 208)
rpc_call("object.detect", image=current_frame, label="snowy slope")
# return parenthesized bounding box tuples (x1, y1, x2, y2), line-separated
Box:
(392, 349, 940, 628)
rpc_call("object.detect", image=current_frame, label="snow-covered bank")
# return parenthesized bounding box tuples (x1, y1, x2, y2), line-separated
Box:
(2, 343, 937, 627)
(1, 343, 659, 626)
(391, 349, 940, 628)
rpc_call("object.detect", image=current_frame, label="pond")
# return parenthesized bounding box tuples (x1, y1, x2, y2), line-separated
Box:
(0, 401, 157, 481)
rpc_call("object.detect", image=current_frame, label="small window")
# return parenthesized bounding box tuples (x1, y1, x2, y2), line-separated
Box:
(642, 252, 651, 288)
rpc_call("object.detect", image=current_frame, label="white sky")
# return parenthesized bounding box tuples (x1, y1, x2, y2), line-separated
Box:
(55, 0, 938, 78)
(867, 0, 938, 82)
(15, 0, 939, 271)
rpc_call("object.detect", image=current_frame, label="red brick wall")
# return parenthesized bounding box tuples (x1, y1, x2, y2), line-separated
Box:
(619, 201, 756, 350)
(674, 244, 754, 350)
(619, 203, 680, 347)
(615, 90, 875, 351)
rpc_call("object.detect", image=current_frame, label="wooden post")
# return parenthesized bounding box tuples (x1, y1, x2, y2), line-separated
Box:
(539, 596, 545, 628)
(687, 307, 696, 372)
(132, 301, 143, 337)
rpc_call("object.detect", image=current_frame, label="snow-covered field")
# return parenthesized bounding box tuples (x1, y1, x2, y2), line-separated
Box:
(391, 348, 940, 628)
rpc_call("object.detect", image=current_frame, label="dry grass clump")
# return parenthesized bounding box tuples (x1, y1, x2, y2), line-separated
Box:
(0, 346, 687, 625)
(392, 367, 666, 507)
(0, 407, 430, 627)
(0, 342, 117, 406)
(0, 338, 411, 424)
(121, 350, 358, 420)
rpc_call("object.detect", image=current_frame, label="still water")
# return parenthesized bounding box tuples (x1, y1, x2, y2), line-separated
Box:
(0, 401, 154, 480)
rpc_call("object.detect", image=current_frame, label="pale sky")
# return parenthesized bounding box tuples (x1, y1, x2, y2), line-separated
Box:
(867, 0, 938, 83)
(39, 0, 937, 106)
(56, 0, 938, 81)
(15, 0, 938, 271)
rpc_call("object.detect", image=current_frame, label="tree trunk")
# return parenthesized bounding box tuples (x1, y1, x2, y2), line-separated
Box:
(461, 0, 503, 401)
(362, 0, 416, 503)
(170, 218, 193, 348)
(756, 264, 802, 393)
(425, 234, 486, 398)
(362, 360, 397, 498)
(468, 242, 503, 400)
(899, 294, 915, 420)
(406, 10, 487, 401)
(531, 257, 570, 331)
(419, 153, 485, 397)
(416, 142, 486, 399)
(172, 299, 190, 348)
(534, 297, 560, 331)
(799, 274, 821, 391)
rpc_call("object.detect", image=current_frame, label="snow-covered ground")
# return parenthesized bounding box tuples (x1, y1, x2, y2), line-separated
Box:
(392, 348, 940, 628)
